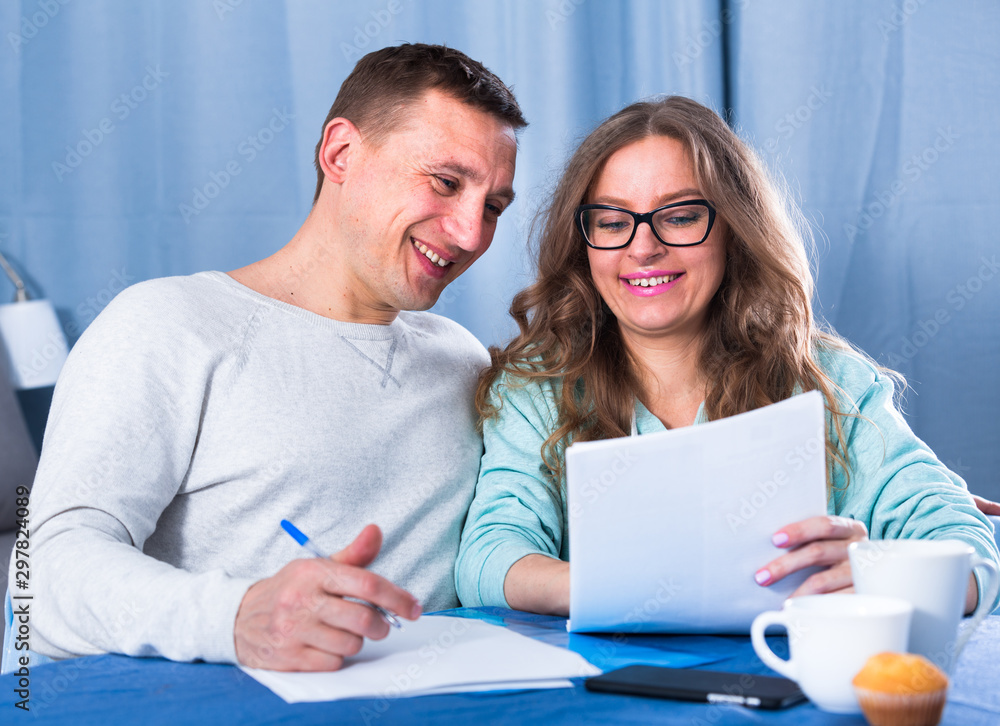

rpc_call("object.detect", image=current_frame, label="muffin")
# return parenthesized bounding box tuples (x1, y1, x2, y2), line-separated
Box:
(852, 652, 949, 726)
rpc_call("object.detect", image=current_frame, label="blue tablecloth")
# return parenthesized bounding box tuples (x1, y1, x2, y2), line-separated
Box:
(3, 608, 999, 725)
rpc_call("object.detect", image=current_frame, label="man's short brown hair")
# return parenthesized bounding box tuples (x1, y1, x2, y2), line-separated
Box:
(313, 43, 527, 203)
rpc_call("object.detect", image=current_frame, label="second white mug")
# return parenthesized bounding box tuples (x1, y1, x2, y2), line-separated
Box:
(848, 538, 999, 674)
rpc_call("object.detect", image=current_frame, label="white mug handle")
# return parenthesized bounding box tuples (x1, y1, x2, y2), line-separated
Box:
(750, 610, 797, 681)
(954, 557, 1000, 658)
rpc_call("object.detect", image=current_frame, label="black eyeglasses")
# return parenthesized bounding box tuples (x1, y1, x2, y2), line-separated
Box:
(576, 199, 717, 250)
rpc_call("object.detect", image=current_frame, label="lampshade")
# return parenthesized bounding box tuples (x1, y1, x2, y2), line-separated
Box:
(0, 299, 70, 389)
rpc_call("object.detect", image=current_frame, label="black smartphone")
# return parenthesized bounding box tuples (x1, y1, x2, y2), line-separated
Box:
(585, 666, 806, 710)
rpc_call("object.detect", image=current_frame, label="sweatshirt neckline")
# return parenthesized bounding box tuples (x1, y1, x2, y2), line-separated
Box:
(633, 397, 708, 434)
(200, 270, 402, 340)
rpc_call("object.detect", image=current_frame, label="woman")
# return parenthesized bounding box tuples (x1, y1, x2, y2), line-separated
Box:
(454, 96, 1000, 617)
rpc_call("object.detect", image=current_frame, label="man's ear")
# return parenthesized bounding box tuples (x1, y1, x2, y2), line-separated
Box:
(318, 118, 358, 185)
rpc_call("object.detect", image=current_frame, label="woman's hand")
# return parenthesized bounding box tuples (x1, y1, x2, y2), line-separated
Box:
(754, 515, 868, 597)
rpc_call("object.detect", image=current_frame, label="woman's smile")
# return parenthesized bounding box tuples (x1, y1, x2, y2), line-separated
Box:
(620, 270, 684, 295)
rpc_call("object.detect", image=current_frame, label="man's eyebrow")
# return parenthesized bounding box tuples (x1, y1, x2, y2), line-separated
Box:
(438, 163, 516, 205)
(496, 186, 516, 206)
(439, 162, 480, 181)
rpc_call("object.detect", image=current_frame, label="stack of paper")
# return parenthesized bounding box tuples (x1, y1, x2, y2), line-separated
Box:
(241, 615, 601, 703)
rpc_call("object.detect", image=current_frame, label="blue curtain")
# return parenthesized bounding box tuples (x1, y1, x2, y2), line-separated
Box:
(1, 1, 997, 499)
(731, 0, 1000, 497)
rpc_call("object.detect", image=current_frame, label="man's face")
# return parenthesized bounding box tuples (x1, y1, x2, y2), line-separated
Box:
(335, 89, 518, 318)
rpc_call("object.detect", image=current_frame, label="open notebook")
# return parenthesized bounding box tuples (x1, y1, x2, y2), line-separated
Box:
(567, 391, 827, 633)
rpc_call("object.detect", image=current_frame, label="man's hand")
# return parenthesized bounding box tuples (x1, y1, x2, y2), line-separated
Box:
(973, 494, 1000, 516)
(754, 516, 868, 597)
(234, 524, 421, 671)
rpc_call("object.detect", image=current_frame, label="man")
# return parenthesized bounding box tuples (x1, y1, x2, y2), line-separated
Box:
(12, 44, 525, 672)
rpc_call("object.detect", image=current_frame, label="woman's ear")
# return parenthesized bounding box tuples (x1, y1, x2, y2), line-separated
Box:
(318, 117, 357, 185)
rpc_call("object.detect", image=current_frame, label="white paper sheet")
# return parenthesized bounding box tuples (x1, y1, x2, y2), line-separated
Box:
(240, 615, 600, 703)
(567, 391, 827, 633)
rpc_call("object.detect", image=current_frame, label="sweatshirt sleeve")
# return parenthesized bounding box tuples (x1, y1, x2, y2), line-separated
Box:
(9, 285, 256, 663)
(455, 375, 566, 608)
(829, 352, 1000, 612)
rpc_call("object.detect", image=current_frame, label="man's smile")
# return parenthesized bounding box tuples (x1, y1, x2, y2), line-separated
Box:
(412, 237, 455, 268)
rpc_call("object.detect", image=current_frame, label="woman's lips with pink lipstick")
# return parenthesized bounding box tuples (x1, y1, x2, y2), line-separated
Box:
(620, 271, 683, 296)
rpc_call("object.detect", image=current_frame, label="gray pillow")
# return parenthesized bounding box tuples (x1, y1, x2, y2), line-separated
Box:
(0, 341, 38, 531)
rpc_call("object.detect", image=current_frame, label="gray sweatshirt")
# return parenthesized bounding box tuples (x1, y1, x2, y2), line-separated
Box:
(14, 271, 488, 664)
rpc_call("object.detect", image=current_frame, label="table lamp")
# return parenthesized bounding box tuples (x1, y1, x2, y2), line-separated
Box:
(0, 250, 69, 390)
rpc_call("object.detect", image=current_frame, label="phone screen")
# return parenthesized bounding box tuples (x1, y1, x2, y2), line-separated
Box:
(585, 666, 806, 710)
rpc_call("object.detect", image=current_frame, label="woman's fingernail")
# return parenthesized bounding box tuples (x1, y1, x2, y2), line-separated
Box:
(411, 602, 423, 619)
(772, 532, 789, 547)
(754, 569, 771, 585)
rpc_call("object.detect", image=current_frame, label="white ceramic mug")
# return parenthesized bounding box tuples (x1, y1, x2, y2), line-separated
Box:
(750, 594, 913, 713)
(849, 538, 1000, 673)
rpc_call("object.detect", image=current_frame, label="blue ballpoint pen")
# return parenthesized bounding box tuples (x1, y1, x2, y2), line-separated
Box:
(280, 519, 402, 629)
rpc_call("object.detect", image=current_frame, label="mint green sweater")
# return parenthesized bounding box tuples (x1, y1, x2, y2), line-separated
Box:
(455, 347, 1000, 611)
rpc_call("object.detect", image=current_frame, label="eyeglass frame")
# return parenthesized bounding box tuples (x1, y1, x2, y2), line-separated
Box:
(575, 199, 717, 250)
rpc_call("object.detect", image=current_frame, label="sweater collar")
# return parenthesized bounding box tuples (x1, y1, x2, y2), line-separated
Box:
(631, 398, 708, 435)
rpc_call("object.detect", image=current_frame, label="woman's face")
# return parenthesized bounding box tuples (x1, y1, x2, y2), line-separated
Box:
(585, 135, 727, 347)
